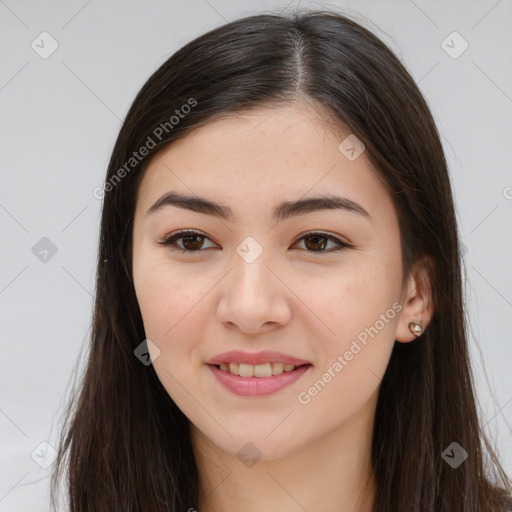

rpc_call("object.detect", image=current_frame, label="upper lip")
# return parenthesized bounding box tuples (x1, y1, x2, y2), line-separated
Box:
(206, 350, 311, 366)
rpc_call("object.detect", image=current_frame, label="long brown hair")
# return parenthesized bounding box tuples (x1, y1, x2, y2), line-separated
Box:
(50, 9, 512, 511)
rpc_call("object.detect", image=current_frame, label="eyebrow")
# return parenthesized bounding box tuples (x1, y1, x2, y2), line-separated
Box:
(145, 191, 371, 222)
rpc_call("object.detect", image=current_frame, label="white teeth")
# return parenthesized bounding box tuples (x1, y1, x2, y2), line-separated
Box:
(272, 362, 284, 375)
(239, 363, 254, 377)
(218, 362, 298, 377)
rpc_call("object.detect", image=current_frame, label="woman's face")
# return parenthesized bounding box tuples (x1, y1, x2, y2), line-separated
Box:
(132, 102, 414, 461)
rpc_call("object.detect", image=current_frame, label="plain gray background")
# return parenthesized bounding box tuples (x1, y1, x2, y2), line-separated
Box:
(1, 0, 511, 510)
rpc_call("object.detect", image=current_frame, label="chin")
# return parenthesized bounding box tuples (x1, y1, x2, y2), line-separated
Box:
(215, 431, 302, 464)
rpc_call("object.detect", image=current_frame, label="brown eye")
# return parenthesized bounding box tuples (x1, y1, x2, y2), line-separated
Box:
(180, 234, 206, 251)
(157, 230, 217, 253)
(294, 232, 350, 253)
(303, 234, 328, 251)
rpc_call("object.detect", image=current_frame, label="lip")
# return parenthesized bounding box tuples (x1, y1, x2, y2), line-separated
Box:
(207, 363, 312, 397)
(206, 350, 311, 366)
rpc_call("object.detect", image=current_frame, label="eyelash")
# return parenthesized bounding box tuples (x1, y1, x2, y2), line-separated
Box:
(156, 229, 353, 255)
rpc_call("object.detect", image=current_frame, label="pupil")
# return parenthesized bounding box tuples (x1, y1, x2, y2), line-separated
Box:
(184, 235, 203, 250)
(306, 235, 327, 251)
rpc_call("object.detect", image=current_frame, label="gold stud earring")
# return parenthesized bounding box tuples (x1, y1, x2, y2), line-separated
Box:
(408, 321, 423, 337)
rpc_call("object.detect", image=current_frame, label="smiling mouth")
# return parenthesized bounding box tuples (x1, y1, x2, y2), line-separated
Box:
(211, 362, 311, 378)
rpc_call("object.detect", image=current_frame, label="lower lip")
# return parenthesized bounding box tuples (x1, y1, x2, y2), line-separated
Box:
(207, 364, 312, 397)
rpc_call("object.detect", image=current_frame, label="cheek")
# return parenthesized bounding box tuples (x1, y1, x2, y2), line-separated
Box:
(133, 262, 203, 377)
(133, 263, 211, 406)
(134, 257, 208, 335)
(295, 262, 400, 415)
(294, 268, 398, 420)
(304, 261, 400, 342)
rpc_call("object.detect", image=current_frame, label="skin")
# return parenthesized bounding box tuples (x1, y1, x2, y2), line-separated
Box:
(132, 101, 434, 512)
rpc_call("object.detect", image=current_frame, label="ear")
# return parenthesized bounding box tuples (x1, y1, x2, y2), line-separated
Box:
(395, 256, 435, 343)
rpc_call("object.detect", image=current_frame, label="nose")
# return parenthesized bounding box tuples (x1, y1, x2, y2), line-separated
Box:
(216, 252, 292, 334)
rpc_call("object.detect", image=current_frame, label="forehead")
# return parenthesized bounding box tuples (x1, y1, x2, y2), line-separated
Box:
(135, 103, 395, 223)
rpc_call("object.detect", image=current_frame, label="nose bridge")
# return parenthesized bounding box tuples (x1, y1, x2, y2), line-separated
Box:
(231, 237, 273, 299)
(216, 236, 291, 331)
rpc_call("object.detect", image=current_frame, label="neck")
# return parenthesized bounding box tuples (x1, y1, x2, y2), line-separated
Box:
(190, 393, 378, 512)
